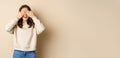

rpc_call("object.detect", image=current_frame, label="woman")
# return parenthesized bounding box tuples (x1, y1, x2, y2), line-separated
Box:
(5, 5, 45, 58)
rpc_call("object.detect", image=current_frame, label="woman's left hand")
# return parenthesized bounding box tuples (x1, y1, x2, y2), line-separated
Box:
(27, 11, 35, 18)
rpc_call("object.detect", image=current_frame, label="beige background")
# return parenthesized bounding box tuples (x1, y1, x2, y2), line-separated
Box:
(0, 0, 120, 58)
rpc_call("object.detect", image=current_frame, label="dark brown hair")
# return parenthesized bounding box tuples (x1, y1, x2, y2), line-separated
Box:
(17, 5, 34, 28)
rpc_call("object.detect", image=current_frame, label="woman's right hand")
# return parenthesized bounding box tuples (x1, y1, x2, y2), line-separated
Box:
(17, 12, 23, 19)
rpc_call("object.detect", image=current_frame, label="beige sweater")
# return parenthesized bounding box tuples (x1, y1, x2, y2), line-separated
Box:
(5, 17, 45, 51)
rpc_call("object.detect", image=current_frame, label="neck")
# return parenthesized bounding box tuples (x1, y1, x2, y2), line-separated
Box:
(23, 20, 27, 23)
(23, 18, 27, 23)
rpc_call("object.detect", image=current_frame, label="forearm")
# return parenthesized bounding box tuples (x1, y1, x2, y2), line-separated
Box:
(32, 17, 45, 35)
(5, 18, 18, 32)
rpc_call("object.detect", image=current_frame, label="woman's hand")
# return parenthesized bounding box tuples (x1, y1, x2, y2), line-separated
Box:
(17, 12, 23, 19)
(27, 11, 35, 18)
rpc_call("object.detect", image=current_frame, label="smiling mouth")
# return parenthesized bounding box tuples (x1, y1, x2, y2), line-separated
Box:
(23, 16, 27, 18)
(23, 15, 28, 18)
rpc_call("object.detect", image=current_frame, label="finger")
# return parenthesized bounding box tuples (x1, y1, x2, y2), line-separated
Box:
(26, 11, 30, 15)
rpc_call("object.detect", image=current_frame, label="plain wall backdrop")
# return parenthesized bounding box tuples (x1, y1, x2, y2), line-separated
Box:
(0, 0, 120, 58)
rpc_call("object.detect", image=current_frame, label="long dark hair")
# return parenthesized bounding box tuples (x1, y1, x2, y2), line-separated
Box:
(17, 5, 34, 28)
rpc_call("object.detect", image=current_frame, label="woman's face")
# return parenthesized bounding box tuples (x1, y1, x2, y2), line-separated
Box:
(20, 7, 29, 20)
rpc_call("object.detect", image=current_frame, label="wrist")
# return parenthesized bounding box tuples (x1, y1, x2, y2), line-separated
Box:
(30, 15, 35, 18)
(31, 16, 37, 19)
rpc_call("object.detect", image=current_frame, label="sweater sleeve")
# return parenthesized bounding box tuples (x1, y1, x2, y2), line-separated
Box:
(5, 18, 18, 34)
(32, 17, 45, 35)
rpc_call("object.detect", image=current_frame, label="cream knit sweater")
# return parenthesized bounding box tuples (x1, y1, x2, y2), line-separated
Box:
(5, 17, 45, 51)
